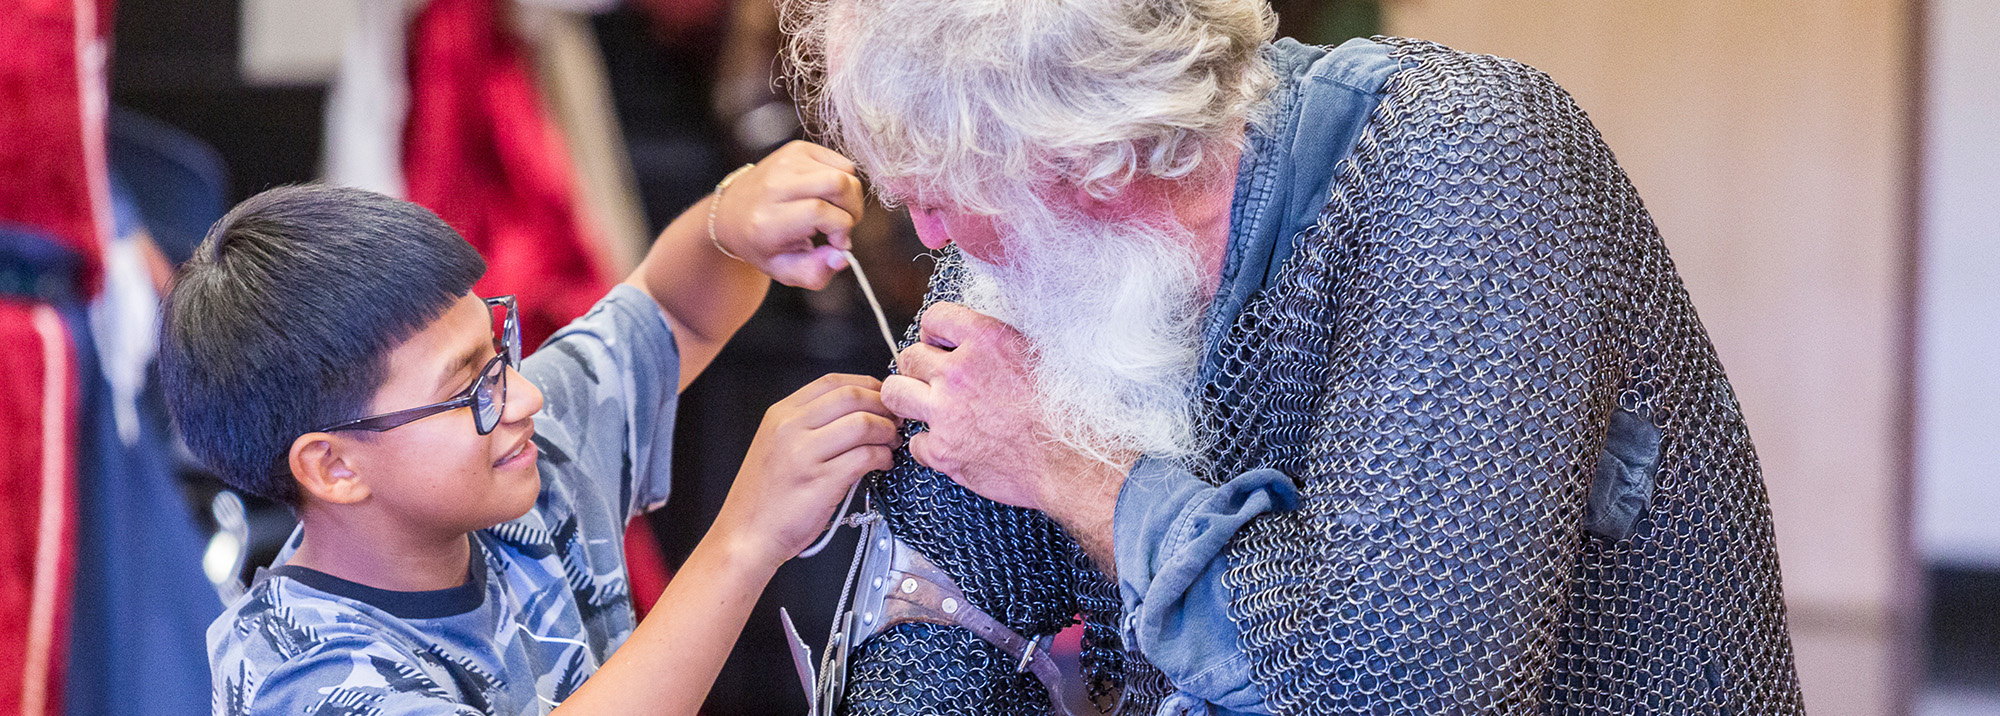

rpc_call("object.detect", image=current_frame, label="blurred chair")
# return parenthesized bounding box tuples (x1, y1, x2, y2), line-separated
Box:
(106, 107, 228, 267)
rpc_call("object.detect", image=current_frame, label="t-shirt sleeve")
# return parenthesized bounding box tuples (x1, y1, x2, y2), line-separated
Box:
(519, 284, 680, 519)
(236, 638, 483, 716)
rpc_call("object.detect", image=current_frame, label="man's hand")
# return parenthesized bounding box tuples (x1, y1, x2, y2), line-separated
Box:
(880, 303, 1129, 572)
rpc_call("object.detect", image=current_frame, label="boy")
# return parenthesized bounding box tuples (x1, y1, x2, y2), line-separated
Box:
(161, 141, 894, 715)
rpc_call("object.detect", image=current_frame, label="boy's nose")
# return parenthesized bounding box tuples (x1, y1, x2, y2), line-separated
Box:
(506, 366, 544, 422)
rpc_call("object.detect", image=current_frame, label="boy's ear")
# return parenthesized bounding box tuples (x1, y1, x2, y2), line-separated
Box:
(289, 433, 370, 505)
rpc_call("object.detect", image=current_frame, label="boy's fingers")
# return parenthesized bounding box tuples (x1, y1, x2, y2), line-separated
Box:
(780, 166, 864, 220)
(810, 200, 858, 247)
(808, 412, 899, 461)
(758, 200, 852, 254)
(879, 374, 934, 423)
(785, 373, 882, 408)
(793, 140, 857, 174)
(825, 444, 893, 483)
(818, 172, 866, 230)
(746, 200, 855, 261)
(796, 385, 893, 430)
(767, 164, 859, 214)
(765, 247, 843, 290)
(765, 256, 831, 290)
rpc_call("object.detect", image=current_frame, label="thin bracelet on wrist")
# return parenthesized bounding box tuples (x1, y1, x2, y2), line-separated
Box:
(707, 163, 757, 261)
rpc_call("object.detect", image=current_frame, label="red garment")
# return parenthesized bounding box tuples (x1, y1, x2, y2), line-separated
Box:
(624, 520, 669, 619)
(0, 1, 108, 710)
(0, 0, 112, 298)
(0, 300, 79, 716)
(404, 0, 613, 351)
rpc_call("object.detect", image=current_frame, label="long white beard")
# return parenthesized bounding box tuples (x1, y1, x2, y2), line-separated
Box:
(955, 201, 1211, 463)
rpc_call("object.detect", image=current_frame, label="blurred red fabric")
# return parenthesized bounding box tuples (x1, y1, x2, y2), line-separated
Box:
(0, 301, 79, 716)
(0, 0, 108, 711)
(404, 0, 672, 613)
(404, 0, 613, 352)
(0, 0, 111, 298)
(625, 519, 671, 618)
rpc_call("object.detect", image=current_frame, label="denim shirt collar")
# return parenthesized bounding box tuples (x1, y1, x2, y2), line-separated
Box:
(1196, 37, 1401, 385)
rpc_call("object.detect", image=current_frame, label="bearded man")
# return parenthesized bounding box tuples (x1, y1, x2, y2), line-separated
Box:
(780, 1, 1805, 714)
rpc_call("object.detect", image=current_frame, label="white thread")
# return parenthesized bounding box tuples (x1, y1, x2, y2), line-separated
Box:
(842, 249, 899, 362)
(795, 480, 861, 559)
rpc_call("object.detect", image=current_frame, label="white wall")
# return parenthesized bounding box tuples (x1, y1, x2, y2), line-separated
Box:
(1381, 2, 1918, 714)
(238, 0, 360, 85)
(1917, 0, 2000, 569)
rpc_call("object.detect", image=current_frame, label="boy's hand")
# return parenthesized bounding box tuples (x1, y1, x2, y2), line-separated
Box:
(713, 374, 898, 566)
(711, 141, 866, 290)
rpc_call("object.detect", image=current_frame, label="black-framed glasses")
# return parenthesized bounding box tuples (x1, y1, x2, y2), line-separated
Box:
(314, 295, 521, 436)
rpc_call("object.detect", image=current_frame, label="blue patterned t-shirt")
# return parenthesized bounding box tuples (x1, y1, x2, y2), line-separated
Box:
(208, 285, 680, 716)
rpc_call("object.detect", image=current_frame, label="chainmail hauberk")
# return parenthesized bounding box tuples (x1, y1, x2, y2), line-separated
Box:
(820, 37, 1804, 716)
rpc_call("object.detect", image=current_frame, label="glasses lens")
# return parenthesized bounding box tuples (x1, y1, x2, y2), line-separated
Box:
(504, 303, 520, 366)
(490, 297, 520, 366)
(474, 358, 505, 434)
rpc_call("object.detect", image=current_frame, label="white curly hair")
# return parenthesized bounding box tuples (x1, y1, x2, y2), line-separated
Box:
(782, 0, 1277, 213)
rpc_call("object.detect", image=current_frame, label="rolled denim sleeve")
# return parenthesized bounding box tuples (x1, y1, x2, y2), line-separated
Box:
(1113, 458, 1301, 714)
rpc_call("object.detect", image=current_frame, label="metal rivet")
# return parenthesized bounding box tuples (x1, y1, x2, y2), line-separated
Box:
(862, 612, 875, 625)
(900, 578, 917, 594)
(876, 538, 889, 550)
(871, 577, 883, 590)
(941, 598, 958, 614)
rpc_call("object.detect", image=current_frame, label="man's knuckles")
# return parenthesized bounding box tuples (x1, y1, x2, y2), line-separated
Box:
(917, 305, 971, 348)
(906, 433, 954, 476)
(895, 342, 952, 381)
(936, 302, 1010, 335)
(879, 375, 931, 419)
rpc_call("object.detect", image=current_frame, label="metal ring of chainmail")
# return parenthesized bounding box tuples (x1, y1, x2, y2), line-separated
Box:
(834, 37, 1804, 716)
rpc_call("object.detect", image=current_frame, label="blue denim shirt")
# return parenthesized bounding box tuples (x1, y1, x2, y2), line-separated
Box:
(1111, 37, 1402, 715)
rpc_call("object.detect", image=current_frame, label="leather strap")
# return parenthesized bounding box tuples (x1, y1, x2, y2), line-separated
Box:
(833, 522, 1111, 716)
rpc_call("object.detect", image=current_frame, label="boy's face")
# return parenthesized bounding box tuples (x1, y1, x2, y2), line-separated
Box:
(334, 292, 545, 535)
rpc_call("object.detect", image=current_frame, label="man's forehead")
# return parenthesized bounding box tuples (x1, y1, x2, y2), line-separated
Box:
(873, 179, 927, 206)
(875, 180, 999, 214)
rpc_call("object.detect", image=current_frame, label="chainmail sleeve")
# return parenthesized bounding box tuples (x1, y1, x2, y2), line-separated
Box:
(1212, 49, 1612, 710)
(1200, 38, 1802, 714)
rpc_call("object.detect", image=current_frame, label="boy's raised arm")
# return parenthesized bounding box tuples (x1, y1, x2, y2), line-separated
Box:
(623, 140, 867, 390)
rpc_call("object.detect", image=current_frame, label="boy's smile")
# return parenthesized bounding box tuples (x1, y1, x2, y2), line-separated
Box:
(493, 435, 537, 469)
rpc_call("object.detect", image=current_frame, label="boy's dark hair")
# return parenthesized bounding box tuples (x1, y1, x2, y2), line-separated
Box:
(160, 185, 486, 505)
